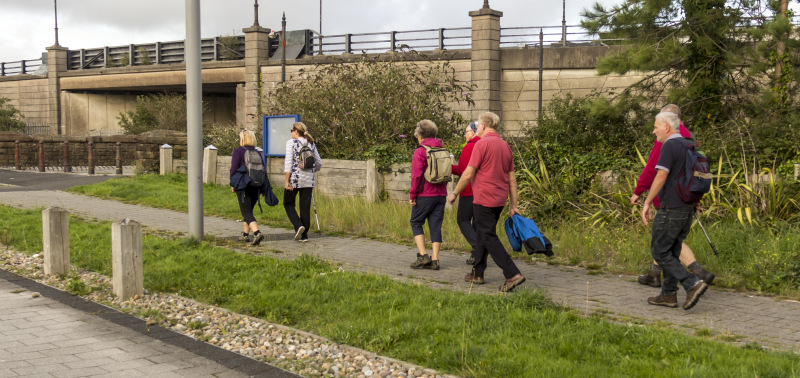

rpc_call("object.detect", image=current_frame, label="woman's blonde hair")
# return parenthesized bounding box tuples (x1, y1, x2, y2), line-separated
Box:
(239, 129, 256, 147)
(292, 122, 315, 144)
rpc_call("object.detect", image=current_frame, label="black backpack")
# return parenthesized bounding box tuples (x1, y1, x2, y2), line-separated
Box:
(244, 149, 266, 187)
(676, 138, 713, 203)
(296, 141, 315, 170)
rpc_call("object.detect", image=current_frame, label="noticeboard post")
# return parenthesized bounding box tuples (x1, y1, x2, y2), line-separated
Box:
(263, 115, 300, 159)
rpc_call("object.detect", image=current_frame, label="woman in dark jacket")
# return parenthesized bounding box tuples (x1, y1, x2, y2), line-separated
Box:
(452, 121, 481, 265)
(230, 129, 264, 246)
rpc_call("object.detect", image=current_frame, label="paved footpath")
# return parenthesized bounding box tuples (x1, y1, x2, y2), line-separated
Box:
(0, 188, 799, 353)
(0, 269, 295, 377)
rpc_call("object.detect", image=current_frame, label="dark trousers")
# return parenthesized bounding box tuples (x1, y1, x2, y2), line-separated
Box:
(472, 204, 521, 279)
(456, 196, 478, 255)
(410, 196, 446, 243)
(650, 207, 699, 295)
(284, 187, 313, 239)
(236, 186, 260, 224)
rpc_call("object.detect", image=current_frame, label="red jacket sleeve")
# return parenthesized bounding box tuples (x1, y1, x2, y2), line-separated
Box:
(452, 142, 474, 176)
(635, 141, 661, 196)
(409, 147, 426, 200)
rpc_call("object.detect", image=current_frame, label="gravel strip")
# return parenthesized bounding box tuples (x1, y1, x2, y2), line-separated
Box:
(1, 246, 458, 378)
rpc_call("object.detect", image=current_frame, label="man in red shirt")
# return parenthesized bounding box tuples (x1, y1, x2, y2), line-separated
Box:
(448, 112, 526, 292)
(631, 104, 715, 287)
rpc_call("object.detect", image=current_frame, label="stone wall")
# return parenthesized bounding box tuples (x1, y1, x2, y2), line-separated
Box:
(170, 152, 419, 202)
(0, 76, 49, 125)
(0, 130, 187, 169)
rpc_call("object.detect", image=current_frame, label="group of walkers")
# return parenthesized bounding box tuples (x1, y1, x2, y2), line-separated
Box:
(229, 122, 322, 247)
(228, 106, 714, 307)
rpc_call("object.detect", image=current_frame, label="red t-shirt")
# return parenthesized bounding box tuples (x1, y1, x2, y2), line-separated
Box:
(467, 132, 514, 208)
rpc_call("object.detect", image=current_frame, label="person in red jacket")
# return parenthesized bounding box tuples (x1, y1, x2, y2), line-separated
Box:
(409, 119, 449, 270)
(452, 121, 481, 265)
(630, 104, 715, 287)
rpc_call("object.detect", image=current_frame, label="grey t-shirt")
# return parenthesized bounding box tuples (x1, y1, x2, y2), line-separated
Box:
(655, 134, 694, 209)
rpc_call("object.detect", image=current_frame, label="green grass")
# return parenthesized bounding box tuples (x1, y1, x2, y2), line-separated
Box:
(67, 174, 800, 298)
(1, 204, 798, 377)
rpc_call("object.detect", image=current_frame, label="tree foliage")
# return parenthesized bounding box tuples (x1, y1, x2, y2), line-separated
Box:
(582, 0, 800, 167)
(0, 97, 26, 133)
(263, 54, 475, 171)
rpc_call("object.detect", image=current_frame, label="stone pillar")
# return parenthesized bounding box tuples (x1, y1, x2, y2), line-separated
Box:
(469, 2, 503, 119)
(203, 145, 218, 184)
(42, 207, 70, 276)
(112, 218, 143, 300)
(159, 144, 173, 175)
(47, 45, 68, 135)
(365, 159, 381, 202)
(243, 25, 271, 130)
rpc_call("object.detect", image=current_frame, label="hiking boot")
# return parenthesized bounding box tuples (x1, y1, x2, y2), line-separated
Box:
(647, 293, 678, 308)
(299, 238, 309, 243)
(410, 253, 432, 269)
(464, 273, 485, 285)
(237, 234, 253, 243)
(250, 233, 264, 246)
(425, 260, 440, 270)
(683, 281, 708, 310)
(499, 274, 526, 292)
(691, 267, 715, 285)
(638, 269, 662, 288)
(294, 226, 306, 241)
(466, 257, 475, 265)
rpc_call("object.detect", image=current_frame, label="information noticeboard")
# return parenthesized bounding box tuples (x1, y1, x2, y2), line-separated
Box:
(263, 115, 301, 157)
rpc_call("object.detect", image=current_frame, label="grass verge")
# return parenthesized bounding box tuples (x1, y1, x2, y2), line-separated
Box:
(1, 204, 798, 377)
(67, 174, 800, 298)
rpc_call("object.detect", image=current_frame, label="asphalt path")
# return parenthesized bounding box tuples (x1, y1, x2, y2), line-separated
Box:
(0, 168, 121, 192)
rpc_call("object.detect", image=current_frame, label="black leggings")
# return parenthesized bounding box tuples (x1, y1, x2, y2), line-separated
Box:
(237, 186, 260, 224)
(284, 187, 313, 239)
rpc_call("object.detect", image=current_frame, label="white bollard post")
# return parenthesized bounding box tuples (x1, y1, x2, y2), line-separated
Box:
(42, 207, 70, 276)
(159, 144, 173, 175)
(112, 218, 143, 300)
(203, 145, 218, 184)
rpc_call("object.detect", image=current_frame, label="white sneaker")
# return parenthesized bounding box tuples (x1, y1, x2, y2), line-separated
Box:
(294, 226, 306, 241)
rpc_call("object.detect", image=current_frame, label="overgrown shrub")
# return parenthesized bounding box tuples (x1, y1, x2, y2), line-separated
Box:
(0, 97, 25, 133)
(263, 54, 475, 171)
(117, 93, 192, 134)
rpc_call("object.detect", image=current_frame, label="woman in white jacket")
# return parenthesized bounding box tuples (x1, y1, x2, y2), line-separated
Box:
(284, 122, 322, 242)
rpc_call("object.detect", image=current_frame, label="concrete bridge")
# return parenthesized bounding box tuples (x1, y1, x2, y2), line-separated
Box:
(0, 4, 642, 136)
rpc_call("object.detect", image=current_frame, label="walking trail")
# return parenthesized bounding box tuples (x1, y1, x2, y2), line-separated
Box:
(0, 187, 798, 354)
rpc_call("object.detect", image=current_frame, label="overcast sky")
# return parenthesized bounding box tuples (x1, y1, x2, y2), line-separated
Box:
(0, 0, 627, 61)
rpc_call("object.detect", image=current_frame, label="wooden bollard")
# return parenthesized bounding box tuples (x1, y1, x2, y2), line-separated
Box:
(112, 218, 143, 300)
(42, 207, 70, 276)
(63, 141, 71, 173)
(202, 145, 217, 183)
(38, 140, 45, 172)
(116, 142, 122, 175)
(159, 144, 173, 175)
(14, 140, 20, 170)
(87, 141, 95, 175)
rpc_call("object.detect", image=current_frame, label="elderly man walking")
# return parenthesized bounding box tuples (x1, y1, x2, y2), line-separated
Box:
(448, 112, 526, 292)
(642, 112, 709, 310)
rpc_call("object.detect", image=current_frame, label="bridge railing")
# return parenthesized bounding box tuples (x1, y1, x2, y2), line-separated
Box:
(0, 59, 43, 76)
(67, 36, 246, 70)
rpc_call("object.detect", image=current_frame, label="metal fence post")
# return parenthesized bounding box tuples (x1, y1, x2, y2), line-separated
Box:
(21, 60, 27, 75)
(1, 62, 5, 76)
(115, 142, 122, 175)
(390, 31, 396, 51)
(155, 42, 161, 64)
(80, 49, 85, 69)
(439, 28, 445, 50)
(538, 29, 544, 120)
(38, 140, 45, 172)
(129, 44, 135, 66)
(15, 140, 21, 170)
(63, 141, 70, 172)
(345, 34, 352, 54)
(87, 140, 94, 175)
